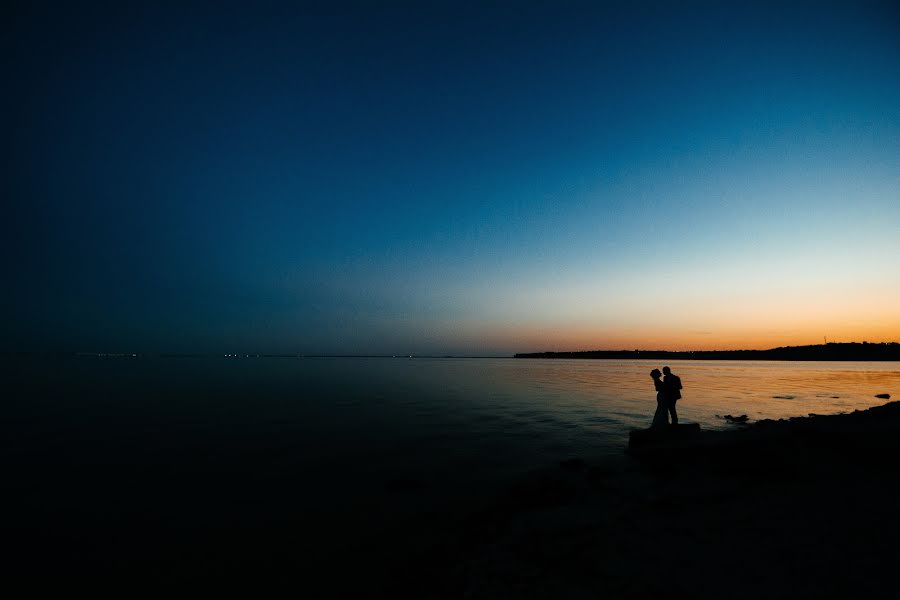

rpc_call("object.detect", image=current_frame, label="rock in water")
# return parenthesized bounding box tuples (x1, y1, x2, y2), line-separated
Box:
(875, 393, 890, 399)
(723, 414, 749, 423)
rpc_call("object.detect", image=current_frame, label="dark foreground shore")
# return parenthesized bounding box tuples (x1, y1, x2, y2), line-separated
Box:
(382, 401, 900, 598)
(7, 401, 900, 597)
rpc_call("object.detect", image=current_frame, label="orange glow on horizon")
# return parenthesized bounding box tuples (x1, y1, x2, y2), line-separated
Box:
(437, 311, 900, 353)
(428, 264, 900, 353)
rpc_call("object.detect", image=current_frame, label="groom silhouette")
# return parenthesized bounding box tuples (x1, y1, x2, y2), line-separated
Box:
(662, 366, 682, 425)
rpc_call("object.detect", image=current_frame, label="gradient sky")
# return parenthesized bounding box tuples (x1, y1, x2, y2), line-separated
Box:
(4, 1, 899, 355)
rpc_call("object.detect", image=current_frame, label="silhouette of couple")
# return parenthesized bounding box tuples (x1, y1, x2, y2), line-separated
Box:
(650, 366, 682, 428)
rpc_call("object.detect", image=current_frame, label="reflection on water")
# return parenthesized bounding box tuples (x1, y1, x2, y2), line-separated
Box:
(7, 357, 898, 468)
(382, 358, 900, 458)
(4, 355, 899, 576)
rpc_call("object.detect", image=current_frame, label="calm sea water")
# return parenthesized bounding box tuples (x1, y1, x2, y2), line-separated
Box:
(4, 356, 899, 579)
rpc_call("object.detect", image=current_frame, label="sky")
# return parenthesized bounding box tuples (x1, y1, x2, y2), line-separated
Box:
(3, 1, 899, 355)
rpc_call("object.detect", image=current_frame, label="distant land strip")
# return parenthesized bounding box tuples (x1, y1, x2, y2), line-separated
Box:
(514, 342, 900, 361)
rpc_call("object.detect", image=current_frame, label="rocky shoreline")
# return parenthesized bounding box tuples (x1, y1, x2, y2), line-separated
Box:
(384, 401, 900, 598)
(13, 400, 898, 597)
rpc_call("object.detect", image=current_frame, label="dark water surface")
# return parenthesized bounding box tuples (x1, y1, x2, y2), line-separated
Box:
(4, 356, 898, 588)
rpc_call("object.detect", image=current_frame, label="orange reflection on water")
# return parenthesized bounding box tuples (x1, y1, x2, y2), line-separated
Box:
(453, 359, 900, 444)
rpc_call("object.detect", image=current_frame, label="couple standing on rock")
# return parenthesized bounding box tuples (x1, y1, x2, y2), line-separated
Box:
(650, 366, 682, 428)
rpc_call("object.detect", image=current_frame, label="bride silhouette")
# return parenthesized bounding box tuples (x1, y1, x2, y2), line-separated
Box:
(650, 368, 669, 428)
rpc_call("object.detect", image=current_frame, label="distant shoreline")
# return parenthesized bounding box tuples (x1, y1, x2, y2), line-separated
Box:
(514, 342, 900, 361)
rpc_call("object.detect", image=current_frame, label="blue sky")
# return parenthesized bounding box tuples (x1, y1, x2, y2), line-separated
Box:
(4, 1, 899, 354)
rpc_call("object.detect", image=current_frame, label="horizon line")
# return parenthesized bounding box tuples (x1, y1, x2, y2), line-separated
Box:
(3, 341, 898, 360)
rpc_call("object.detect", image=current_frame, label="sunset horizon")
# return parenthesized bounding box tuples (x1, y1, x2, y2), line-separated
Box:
(6, 2, 898, 356)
